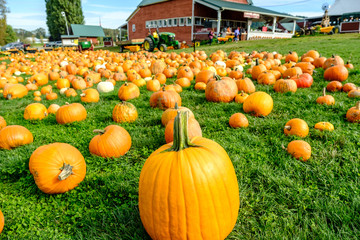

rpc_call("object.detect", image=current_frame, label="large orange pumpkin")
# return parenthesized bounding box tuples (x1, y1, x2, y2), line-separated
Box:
(89, 125, 131, 158)
(161, 102, 194, 126)
(0, 125, 33, 150)
(164, 115, 202, 143)
(284, 118, 309, 138)
(112, 101, 138, 123)
(118, 82, 140, 101)
(80, 89, 100, 103)
(324, 65, 348, 82)
(149, 87, 182, 110)
(29, 143, 86, 194)
(24, 103, 48, 120)
(3, 83, 28, 100)
(287, 140, 311, 161)
(243, 91, 273, 117)
(205, 76, 238, 103)
(56, 103, 87, 124)
(346, 101, 360, 123)
(139, 112, 239, 240)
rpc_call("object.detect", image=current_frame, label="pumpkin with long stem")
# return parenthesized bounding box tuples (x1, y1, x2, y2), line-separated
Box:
(284, 118, 309, 138)
(316, 88, 335, 105)
(139, 112, 239, 240)
(346, 102, 360, 123)
(89, 125, 131, 158)
(29, 143, 86, 194)
(161, 102, 194, 126)
(0, 125, 33, 150)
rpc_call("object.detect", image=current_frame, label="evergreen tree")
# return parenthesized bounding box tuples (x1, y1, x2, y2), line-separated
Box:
(5, 25, 16, 43)
(45, 0, 84, 40)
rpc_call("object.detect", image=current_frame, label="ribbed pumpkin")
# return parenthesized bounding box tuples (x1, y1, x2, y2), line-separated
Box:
(324, 65, 348, 82)
(284, 118, 309, 138)
(149, 87, 182, 110)
(236, 76, 255, 93)
(0, 125, 33, 150)
(80, 89, 100, 103)
(295, 62, 315, 75)
(322, 55, 344, 69)
(243, 91, 273, 117)
(316, 88, 335, 105)
(0, 116, 6, 130)
(346, 102, 360, 123)
(287, 140, 311, 161)
(257, 72, 276, 85)
(205, 76, 238, 103)
(56, 103, 87, 124)
(283, 66, 302, 79)
(291, 73, 313, 88)
(177, 66, 194, 81)
(112, 101, 138, 123)
(150, 60, 166, 75)
(326, 81, 342, 92)
(89, 125, 131, 158)
(165, 116, 202, 143)
(314, 122, 334, 131)
(56, 78, 70, 89)
(251, 59, 266, 80)
(0, 209, 3, 234)
(29, 143, 86, 194)
(118, 82, 140, 101)
(285, 51, 298, 62)
(342, 83, 357, 93)
(146, 79, 161, 92)
(229, 113, 249, 128)
(24, 103, 48, 120)
(3, 83, 28, 100)
(139, 112, 239, 240)
(274, 78, 297, 93)
(161, 103, 194, 126)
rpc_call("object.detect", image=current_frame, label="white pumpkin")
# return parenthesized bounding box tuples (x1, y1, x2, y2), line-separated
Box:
(59, 88, 68, 95)
(144, 77, 152, 82)
(97, 81, 114, 93)
(214, 61, 226, 68)
(60, 61, 68, 67)
(14, 71, 22, 76)
(234, 65, 244, 72)
(95, 63, 106, 73)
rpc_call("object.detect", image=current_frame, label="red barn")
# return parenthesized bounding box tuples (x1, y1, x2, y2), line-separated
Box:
(124, 0, 302, 43)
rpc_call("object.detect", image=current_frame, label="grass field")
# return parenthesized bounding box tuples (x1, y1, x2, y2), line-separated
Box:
(1, 34, 360, 239)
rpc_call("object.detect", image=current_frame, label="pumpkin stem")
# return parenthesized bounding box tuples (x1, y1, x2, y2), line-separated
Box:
(214, 75, 221, 81)
(174, 102, 179, 109)
(6, 94, 12, 100)
(281, 144, 287, 150)
(255, 58, 259, 66)
(356, 101, 360, 110)
(323, 87, 326, 96)
(165, 111, 198, 152)
(93, 129, 106, 134)
(284, 125, 291, 130)
(58, 163, 74, 181)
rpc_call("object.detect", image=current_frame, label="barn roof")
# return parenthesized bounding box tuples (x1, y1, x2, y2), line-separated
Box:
(328, 0, 360, 16)
(70, 24, 105, 37)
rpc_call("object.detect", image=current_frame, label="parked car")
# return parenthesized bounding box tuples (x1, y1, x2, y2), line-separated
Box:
(44, 41, 62, 48)
(1, 42, 30, 51)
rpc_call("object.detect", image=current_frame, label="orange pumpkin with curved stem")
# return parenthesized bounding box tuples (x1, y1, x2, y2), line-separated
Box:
(346, 102, 360, 123)
(29, 143, 86, 194)
(112, 101, 138, 123)
(80, 89, 99, 103)
(285, 51, 298, 62)
(205, 76, 238, 103)
(118, 82, 140, 101)
(0, 125, 33, 150)
(146, 78, 161, 92)
(0, 116, 6, 130)
(24, 103, 48, 120)
(56, 103, 87, 124)
(177, 66, 194, 81)
(155, 73, 167, 84)
(64, 88, 77, 97)
(314, 122, 334, 131)
(139, 112, 239, 240)
(229, 113, 249, 128)
(326, 81, 342, 92)
(243, 91, 273, 117)
(235, 91, 249, 103)
(3, 83, 28, 99)
(89, 125, 131, 158)
(345, 61, 354, 69)
(287, 140, 311, 161)
(316, 88, 335, 105)
(149, 86, 181, 110)
(251, 58, 266, 80)
(284, 118, 309, 138)
(46, 92, 58, 100)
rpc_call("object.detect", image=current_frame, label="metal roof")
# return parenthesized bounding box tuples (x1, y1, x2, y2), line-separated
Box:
(70, 24, 105, 37)
(196, 0, 303, 19)
(138, 0, 170, 7)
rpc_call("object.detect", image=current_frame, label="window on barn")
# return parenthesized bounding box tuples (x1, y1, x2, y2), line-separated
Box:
(132, 24, 136, 32)
(146, 21, 150, 28)
(150, 21, 155, 28)
(173, 18, 178, 26)
(179, 18, 185, 26)
(168, 19, 172, 26)
(186, 17, 192, 26)
(158, 20, 162, 27)
(195, 17, 201, 25)
(163, 19, 167, 27)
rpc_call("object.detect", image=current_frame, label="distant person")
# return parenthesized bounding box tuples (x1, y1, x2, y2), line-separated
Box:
(234, 27, 240, 41)
(208, 29, 214, 45)
(227, 26, 231, 33)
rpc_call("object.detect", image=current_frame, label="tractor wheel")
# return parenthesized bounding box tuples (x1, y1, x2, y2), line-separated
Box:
(119, 45, 124, 53)
(144, 37, 155, 52)
(159, 44, 167, 52)
(333, 27, 340, 34)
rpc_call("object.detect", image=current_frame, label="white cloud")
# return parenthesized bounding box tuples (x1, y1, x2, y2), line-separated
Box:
(289, 11, 323, 18)
(84, 10, 133, 29)
(7, 12, 47, 31)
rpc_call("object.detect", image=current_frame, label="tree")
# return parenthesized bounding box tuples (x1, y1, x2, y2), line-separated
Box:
(33, 27, 46, 39)
(45, 0, 84, 40)
(5, 24, 16, 43)
(0, 0, 9, 45)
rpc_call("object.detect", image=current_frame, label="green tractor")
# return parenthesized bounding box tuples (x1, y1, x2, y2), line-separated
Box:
(144, 29, 180, 52)
(78, 38, 94, 52)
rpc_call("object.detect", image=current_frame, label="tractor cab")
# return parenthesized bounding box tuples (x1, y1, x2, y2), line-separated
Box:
(78, 38, 94, 52)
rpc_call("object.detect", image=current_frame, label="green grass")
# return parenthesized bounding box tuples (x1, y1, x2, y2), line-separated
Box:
(1, 34, 360, 239)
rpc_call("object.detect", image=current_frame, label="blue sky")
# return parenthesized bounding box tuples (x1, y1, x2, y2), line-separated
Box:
(7, 0, 334, 32)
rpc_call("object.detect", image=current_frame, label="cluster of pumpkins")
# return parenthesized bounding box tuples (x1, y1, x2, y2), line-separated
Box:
(0, 47, 359, 238)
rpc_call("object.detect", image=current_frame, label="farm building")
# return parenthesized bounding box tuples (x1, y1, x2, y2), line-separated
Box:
(61, 24, 105, 46)
(122, 0, 302, 44)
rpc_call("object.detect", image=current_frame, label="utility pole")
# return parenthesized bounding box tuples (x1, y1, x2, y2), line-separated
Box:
(61, 12, 70, 36)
